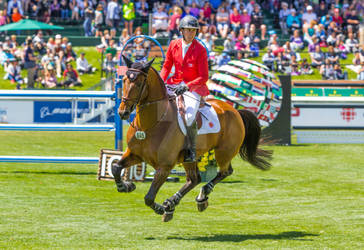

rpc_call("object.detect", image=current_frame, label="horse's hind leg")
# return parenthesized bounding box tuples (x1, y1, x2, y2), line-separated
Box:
(196, 163, 233, 212)
(162, 162, 201, 222)
(112, 148, 141, 193)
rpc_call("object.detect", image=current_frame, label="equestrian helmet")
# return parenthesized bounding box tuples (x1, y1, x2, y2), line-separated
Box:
(179, 15, 199, 31)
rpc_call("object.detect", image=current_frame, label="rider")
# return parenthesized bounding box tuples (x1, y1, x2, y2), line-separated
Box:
(160, 15, 209, 162)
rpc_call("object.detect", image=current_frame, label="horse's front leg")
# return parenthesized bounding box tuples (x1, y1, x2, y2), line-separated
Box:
(112, 148, 141, 193)
(162, 162, 201, 222)
(144, 166, 171, 217)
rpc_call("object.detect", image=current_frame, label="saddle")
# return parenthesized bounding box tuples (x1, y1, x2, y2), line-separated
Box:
(176, 95, 206, 129)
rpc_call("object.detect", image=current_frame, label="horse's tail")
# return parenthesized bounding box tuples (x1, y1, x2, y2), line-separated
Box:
(238, 109, 272, 171)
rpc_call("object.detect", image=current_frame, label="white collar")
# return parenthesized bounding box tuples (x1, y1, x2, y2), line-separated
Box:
(182, 39, 192, 47)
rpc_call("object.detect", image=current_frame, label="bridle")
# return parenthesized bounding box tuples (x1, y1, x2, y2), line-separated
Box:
(121, 66, 170, 132)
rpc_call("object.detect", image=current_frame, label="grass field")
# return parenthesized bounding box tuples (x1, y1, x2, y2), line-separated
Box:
(0, 130, 363, 249)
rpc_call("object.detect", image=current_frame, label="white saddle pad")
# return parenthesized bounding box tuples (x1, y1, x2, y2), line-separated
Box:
(177, 102, 221, 136)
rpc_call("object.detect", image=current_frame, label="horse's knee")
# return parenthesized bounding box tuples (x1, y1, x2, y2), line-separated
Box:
(144, 195, 154, 207)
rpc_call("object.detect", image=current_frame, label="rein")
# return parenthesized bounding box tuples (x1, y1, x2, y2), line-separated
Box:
(122, 66, 172, 134)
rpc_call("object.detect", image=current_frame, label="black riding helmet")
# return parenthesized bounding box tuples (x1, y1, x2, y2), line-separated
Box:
(179, 15, 200, 31)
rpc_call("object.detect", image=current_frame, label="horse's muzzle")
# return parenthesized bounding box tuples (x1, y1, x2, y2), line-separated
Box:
(119, 110, 130, 120)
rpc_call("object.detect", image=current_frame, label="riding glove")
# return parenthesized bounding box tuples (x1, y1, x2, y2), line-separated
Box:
(174, 82, 189, 96)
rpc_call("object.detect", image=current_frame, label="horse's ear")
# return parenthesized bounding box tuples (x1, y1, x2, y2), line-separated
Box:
(122, 55, 133, 68)
(143, 57, 155, 72)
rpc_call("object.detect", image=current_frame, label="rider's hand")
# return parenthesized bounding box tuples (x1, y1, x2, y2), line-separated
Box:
(174, 82, 189, 96)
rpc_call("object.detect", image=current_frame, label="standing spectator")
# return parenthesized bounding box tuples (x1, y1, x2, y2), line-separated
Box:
(23, 39, 37, 89)
(279, 2, 291, 36)
(76, 52, 96, 74)
(106, 0, 120, 38)
(136, 0, 148, 24)
(151, 5, 168, 37)
(230, 7, 241, 34)
(0, 0, 7, 12)
(94, 4, 104, 37)
(83, 1, 94, 37)
(167, 6, 181, 45)
(0, 10, 7, 35)
(122, 0, 135, 36)
(216, 7, 229, 38)
(302, 5, 317, 25)
(11, 7, 22, 23)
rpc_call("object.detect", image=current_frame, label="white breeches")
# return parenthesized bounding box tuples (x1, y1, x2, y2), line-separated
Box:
(183, 91, 201, 126)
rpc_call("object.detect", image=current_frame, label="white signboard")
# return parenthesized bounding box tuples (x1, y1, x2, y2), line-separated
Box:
(0, 100, 33, 123)
(292, 107, 364, 128)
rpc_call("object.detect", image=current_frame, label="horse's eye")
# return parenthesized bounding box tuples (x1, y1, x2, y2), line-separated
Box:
(126, 71, 138, 81)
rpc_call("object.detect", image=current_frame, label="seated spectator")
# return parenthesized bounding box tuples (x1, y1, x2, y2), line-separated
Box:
(332, 8, 343, 29)
(279, 2, 291, 36)
(345, 32, 359, 53)
(133, 43, 147, 62)
(290, 53, 300, 75)
(42, 64, 58, 88)
(303, 20, 316, 45)
(289, 29, 304, 51)
(302, 5, 317, 25)
(119, 28, 130, 48)
(286, 8, 301, 33)
(276, 51, 290, 73)
(300, 58, 313, 75)
(326, 45, 340, 65)
(60, 0, 69, 20)
(76, 52, 96, 74)
(334, 64, 348, 80)
(345, 9, 360, 33)
(327, 32, 338, 46)
(216, 7, 229, 38)
(240, 9, 251, 32)
(223, 33, 235, 56)
(189, 2, 200, 18)
(47, 37, 56, 51)
(335, 39, 349, 60)
(315, 24, 326, 42)
(152, 5, 168, 37)
(250, 4, 266, 40)
(103, 52, 117, 78)
(320, 14, 333, 29)
(167, 6, 181, 45)
(262, 49, 276, 71)
(357, 63, 364, 80)
(217, 52, 231, 67)
(10, 35, 18, 48)
(248, 25, 260, 57)
(33, 31, 44, 44)
(202, 33, 215, 53)
(316, 1, 328, 19)
(202, 1, 212, 23)
(320, 59, 335, 80)
(62, 62, 82, 87)
(310, 45, 325, 68)
(6, 58, 23, 88)
(64, 42, 77, 62)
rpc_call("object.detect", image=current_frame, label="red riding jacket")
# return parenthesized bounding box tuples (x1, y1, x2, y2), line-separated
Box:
(160, 38, 210, 97)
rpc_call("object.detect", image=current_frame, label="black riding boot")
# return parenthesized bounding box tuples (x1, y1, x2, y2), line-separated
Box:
(184, 121, 197, 162)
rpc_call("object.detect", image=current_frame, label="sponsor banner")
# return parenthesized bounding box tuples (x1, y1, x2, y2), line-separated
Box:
(292, 107, 364, 128)
(34, 101, 90, 123)
(0, 100, 33, 123)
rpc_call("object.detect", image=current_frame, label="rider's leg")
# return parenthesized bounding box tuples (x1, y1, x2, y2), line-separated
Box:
(183, 91, 201, 162)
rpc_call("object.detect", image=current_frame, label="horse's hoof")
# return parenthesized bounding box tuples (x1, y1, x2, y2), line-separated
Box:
(162, 211, 174, 222)
(116, 181, 136, 193)
(196, 198, 208, 212)
(125, 182, 136, 193)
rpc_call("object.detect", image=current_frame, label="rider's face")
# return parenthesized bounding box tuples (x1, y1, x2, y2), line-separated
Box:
(181, 28, 197, 43)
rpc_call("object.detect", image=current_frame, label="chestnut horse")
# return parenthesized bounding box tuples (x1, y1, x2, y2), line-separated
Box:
(112, 56, 272, 222)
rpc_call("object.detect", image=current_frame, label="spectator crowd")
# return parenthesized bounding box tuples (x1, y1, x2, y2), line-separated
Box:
(1, 0, 364, 87)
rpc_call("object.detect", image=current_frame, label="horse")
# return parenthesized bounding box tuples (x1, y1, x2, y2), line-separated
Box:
(112, 56, 272, 222)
